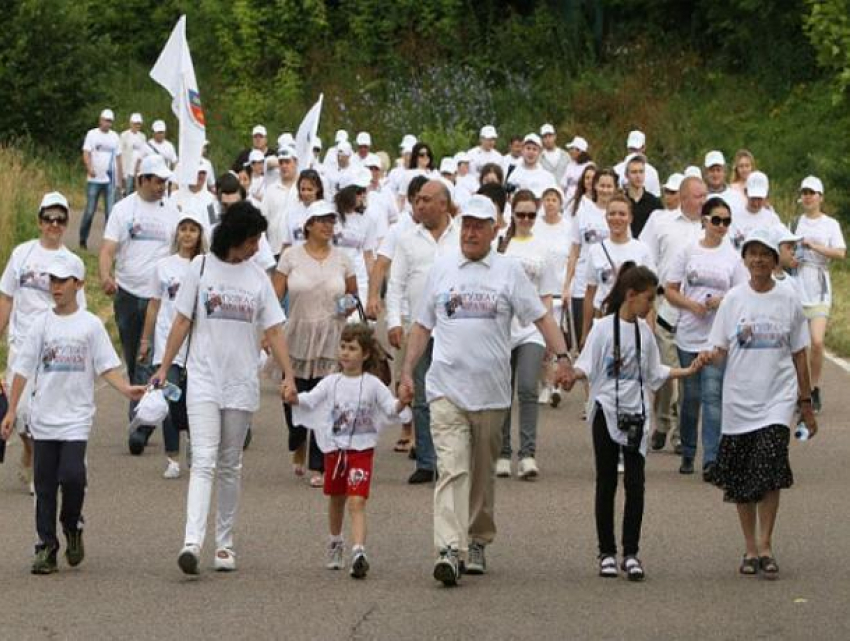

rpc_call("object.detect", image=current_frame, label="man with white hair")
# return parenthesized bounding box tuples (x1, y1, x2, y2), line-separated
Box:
(261, 146, 300, 257)
(80, 108, 123, 249)
(505, 134, 556, 197)
(703, 150, 746, 218)
(539, 124, 569, 185)
(120, 113, 146, 197)
(614, 130, 661, 197)
(468, 125, 503, 177)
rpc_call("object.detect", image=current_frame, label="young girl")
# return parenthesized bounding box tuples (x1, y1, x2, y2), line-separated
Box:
(573, 263, 701, 581)
(140, 210, 208, 478)
(281, 169, 324, 250)
(0, 253, 145, 574)
(287, 323, 410, 579)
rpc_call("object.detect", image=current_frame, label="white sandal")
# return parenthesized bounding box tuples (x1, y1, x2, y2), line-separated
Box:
(214, 547, 236, 572)
(621, 555, 645, 582)
(598, 554, 618, 578)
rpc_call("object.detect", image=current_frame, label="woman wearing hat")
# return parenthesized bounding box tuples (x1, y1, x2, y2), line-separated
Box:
(706, 228, 817, 578)
(793, 176, 846, 413)
(274, 200, 358, 488)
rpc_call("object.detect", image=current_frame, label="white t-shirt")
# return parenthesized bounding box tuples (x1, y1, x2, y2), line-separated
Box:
(334, 212, 378, 302)
(533, 216, 572, 291)
(174, 254, 285, 412)
(468, 147, 504, 177)
(569, 198, 609, 297)
(506, 164, 557, 197)
(293, 372, 412, 453)
(13, 308, 120, 440)
(666, 241, 748, 352)
(417, 250, 547, 411)
(366, 187, 397, 238)
(728, 207, 781, 251)
(151, 254, 192, 367)
(103, 194, 180, 298)
(376, 210, 415, 260)
(585, 239, 655, 310)
(561, 160, 591, 204)
(120, 130, 147, 178)
(707, 186, 746, 220)
(82, 128, 121, 184)
(709, 282, 809, 435)
(575, 314, 670, 457)
(280, 200, 310, 248)
(139, 138, 178, 168)
(794, 214, 846, 306)
(0, 241, 87, 348)
(501, 236, 560, 348)
(169, 189, 216, 230)
(261, 181, 300, 255)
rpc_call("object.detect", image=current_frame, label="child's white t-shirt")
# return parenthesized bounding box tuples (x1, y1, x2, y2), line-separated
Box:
(728, 207, 781, 251)
(13, 308, 120, 440)
(151, 254, 191, 367)
(584, 239, 655, 311)
(533, 216, 572, 291)
(293, 372, 412, 453)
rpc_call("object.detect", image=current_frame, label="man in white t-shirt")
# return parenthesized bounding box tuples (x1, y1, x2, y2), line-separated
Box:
(468, 125, 503, 177)
(99, 155, 180, 455)
(322, 130, 349, 174)
(261, 146, 300, 257)
(119, 113, 146, 197)
(539, 124, 569, 185)
(170, 164, 216, 229)
(80, 109, 123, 250)
(352, 132, 372, 167)
(505, 134, 556, 198)
(501, 135, 524, 180)
(702, 150, 746, 220)
(453, 151, 478, 208)
(137, 120, 178, 173)
(728, 171, 781, 251)
(613, 130, 661, 197)
(398, 195, 574, 585)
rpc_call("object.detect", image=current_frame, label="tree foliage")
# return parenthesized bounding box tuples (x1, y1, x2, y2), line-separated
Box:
(804, 0, 850, 103)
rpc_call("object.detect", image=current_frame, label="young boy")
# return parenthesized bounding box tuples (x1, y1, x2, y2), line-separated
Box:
(287, 324, 410, 578)
(0, 253, 145, 574)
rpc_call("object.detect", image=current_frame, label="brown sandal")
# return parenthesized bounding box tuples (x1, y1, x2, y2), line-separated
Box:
(759, 555, 779, 579)
(393, 438, 412, 453)
(739, 556, 759, 576)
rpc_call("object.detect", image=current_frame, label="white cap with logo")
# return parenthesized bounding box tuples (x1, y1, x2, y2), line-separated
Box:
(480, 125, 498, 140)
(704, 150, 726, 168)
(745, 171, 769, 198)
(304, 200, 337, 224)
(39, 191, 70, 213)
(462, 194, 497, 221)
(566, 136, 588, 152)
(626, 130, 645, 149)
(277, 145, 298, 161)
(47, 252, 86, 281)
(800, 175, 824, 194)
(139, 155, 173, 180)
(741, 227, 779, 258)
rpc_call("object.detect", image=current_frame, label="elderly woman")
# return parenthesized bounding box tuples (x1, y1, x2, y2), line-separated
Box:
(706, 227, 817, 579)
(274, 200, 358, 487)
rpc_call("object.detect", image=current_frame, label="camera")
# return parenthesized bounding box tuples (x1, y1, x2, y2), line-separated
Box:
(617, 413, 644, 450)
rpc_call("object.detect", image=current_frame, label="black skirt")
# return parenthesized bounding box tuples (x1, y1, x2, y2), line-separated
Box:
(713, 424, 794, 504)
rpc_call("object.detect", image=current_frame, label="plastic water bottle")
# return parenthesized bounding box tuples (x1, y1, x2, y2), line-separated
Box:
(161, 381, 183, 402)
(794, 420, 810, 441)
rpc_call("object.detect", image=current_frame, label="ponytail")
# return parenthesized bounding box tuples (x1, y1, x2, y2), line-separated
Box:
(602, 262, 658, 315)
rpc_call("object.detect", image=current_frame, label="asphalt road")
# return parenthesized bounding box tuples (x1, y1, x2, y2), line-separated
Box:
(2, 200, 849, 640)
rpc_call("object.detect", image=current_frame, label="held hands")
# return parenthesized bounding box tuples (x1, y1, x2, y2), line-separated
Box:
(281, 379, 298, 404)
(397, 373, 414, 406)
(0, 412, 15, 440)
(554, 359, 576, 392)
(800, 403, 818, 438)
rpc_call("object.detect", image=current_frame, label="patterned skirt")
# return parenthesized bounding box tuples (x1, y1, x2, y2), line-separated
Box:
(713, 424, 794, 504)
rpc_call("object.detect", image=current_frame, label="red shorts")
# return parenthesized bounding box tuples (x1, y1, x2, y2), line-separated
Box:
(323, 449, 375, 499)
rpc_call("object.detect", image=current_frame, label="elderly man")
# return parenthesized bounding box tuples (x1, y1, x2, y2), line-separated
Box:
(80, 108, 123, 249)
(399, 194, 574, 586)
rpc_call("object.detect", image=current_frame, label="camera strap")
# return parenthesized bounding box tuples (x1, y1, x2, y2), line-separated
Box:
(613, 311, 646, 423)
(181, 255, 207, 379)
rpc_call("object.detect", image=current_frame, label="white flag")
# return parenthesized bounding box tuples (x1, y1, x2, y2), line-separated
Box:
(295, 94, 324, 170)
(150, 15, 206, 187)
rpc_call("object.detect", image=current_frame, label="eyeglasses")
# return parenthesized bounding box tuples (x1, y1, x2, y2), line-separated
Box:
(709, 215, 732, 227)
(514, 211, 537, 220)
(40, 215, 68, 226)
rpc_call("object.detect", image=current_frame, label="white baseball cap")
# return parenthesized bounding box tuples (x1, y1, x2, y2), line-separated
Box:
(772, 224, 802, 247)
(566, 136, 588, 152)
(704, 150, 726, 168)
(356, 132, 372, 147)
(480, 125, 498, 139)
(363, 153, 381, 169)
(746, 171, 769, 198)
(100, 108, 115, 121)
(152, 120, 167, 133)
(684, 165, 702, 178)
(523, 133, 542, 147)
(626, 130, 645, 149)
(340, 168, 372, 190)
(304, 200, 337, 224)
(277, 146, 298, 161)
(337, 141, 353, 156)
(46, 252, 85, 281)
(335, 130, 349, 144)
(177, 207, 207, 229)
(252, 125, 267, 137)
(39, 191, 69, 213)
(462, 194, 497, 221)
(540, 123, 556, 136)
(129, 388, 169, 431)
(741, 227, 779, 259)
(247, 149, 266, 165)
(130, 112, 143, 124)
(400, 134, 417, 149)
(277, 133, 295, 148)
(440, 157, 458, 174)
(800, 175, 824, 194)
(139, 155, 173, 180)
(663, 173, 685, 192)
(454, 151, 471, 164)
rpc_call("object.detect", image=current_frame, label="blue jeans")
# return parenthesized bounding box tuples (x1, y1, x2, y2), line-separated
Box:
(161, 364, 186, 454)
(677, 348, 724, 465)
(114, 288, 151, 421)
(124, 175, 136, 197)
(413, 339, 435, 472)
(80, 181, 115, 245)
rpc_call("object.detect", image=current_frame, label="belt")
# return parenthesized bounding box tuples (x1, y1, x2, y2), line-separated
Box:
(657, 316, 676, 334)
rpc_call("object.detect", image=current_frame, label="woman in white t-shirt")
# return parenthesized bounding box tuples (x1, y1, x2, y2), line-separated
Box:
(581, 195, 655, 344)
(562, 142, 593, 204)
(246, 150, 266, 207)
(151, 201, 296, 575)
(140, 211, 207, 480)
(495, 190, 559, 479)
(333, 182, 378, 303)
(706, 228, 816, 579)
(573, 264, 701, 581)
(281, 169, 324, 251)
(793, 176, 846, 413)
(568, 163, 597, 218)
(665, 197, 747, 479)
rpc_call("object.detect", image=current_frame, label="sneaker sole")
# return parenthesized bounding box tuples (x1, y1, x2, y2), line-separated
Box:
(550, 393, 561, 408)
(464, 564, 485, 575)
(350, 556, 369, 579)
(519, 469, 538, 480)
(433, 561, 458, 586)
(178, 550, 200, 575)
(31, 564, 58, 575)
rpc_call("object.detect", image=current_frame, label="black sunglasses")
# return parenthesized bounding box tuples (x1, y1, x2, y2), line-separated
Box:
(514, 211, 537, 220)
(709, 215, 732, 227)
(40, 215, 68, 226)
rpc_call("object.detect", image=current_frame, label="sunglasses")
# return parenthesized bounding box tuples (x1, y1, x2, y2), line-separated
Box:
(514, 211, 537, 220)
(709, 215, 732, 227)
(40, 215, 68, 226)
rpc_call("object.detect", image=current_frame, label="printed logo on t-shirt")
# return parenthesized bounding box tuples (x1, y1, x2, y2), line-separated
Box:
(731, 230, 745, 250)
(331, 403, 377, 436)
(162, 276, 181, 301)
(604, 348, 640, 380)
(19, 267, 49, 293)
(201, 286, 256, 322)
(686, 266, 729, 291)
(583, 228, 606, 244)
(334, 225, 365, 249)
(735, 318, 787, 349)
(128, 218, 169, 242)
(41, 339, 87, 373)
(438, 286, 498, 320)
(292, 227, 305, 242)
(599, 265, 614, 285)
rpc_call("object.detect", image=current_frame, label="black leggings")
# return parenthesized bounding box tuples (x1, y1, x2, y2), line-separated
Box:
(33, 440, 87, 550)
(283, 377, 324, 472)
(592, 408, 645, 557)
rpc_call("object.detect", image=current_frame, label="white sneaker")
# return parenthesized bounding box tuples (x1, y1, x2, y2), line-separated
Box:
(326, 539, 344, 570)
(163, 459, 181, 479)
(617, 453, 625, 474)
(350, 547, 369, 579)
(495, 458, 512, 478)
(537, 385, 551, 405)
(214, 547, 236, 572)
(517, 457, 539, 480)
(178, 544, 201, 575)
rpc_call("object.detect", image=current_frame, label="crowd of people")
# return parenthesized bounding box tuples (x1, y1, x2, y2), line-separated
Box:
(0, 110, 845, 585)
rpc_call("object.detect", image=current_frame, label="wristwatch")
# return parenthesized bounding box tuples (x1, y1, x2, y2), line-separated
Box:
(556, 353, 572, 362)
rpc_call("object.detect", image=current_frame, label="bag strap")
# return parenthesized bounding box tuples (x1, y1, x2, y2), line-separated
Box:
(183, 255, 207, 365)
(600, 241, 617, 271)
(790, 215, 801, 234)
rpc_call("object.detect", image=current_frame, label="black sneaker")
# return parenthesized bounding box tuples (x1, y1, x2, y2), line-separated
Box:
(128, 425, 154, 456)
(673, 443, 683, 456)
(812, 387, 821, 414)
(31, 546, 58, 575)
(679, 457, 695, 475)
(433, 548, 460, 586)
(650, 430, 667, 451)
(408, 468, 436, 485)
(64, 528, 85, 567)
(702, 462, 717, 484)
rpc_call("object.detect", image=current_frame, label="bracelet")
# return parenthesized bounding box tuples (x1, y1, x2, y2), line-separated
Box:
(799, 398, 812, 404)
